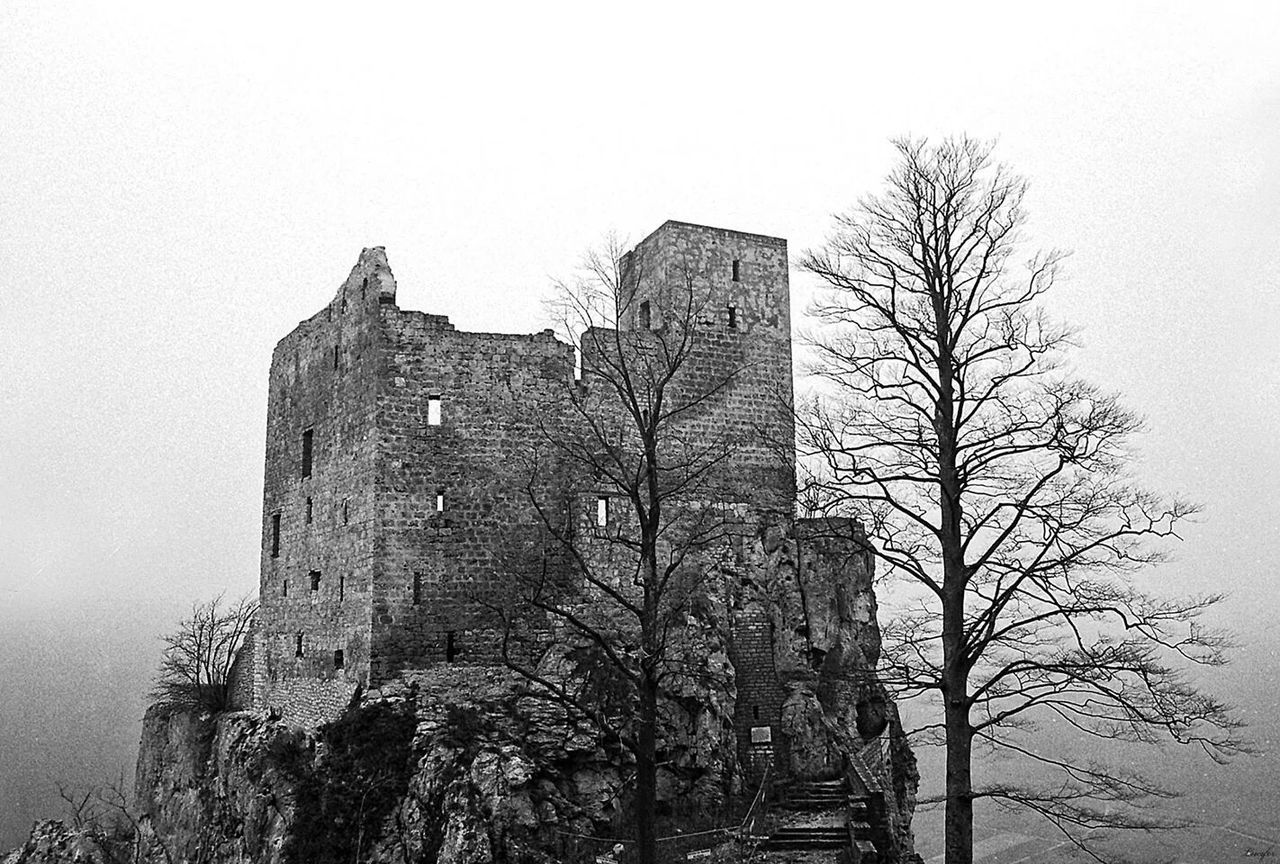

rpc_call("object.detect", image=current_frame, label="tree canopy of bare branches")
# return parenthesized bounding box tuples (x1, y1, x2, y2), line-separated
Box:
(799, 137, 1244, 864)
(150, 594, 257, 714)
(493, 237, 748, 864)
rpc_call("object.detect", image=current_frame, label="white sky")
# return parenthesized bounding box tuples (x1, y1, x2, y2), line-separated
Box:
(1, 0, 1278, 850)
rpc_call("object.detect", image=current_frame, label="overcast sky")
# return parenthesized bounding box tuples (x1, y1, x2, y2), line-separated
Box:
(2, 0, 1278, 852)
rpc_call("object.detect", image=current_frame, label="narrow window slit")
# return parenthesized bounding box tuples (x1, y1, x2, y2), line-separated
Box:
(301, 429, 313, 478)
(427, 396, 442, 426)
(271, 513, 281, 558)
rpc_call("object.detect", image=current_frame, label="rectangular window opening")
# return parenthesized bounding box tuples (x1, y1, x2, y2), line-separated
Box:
(305, 497, 313, 524)
(446, 631, 458, 663)
(333, 344, 340, 370)
(753, 705, 760, 721)
(271, 513, 281, 558)
(435, 491, 445, 513)
(427, 396, 442, 426)
(412, 572, 422, 606)
(732, 259, 741, 282)
(342, 499, 349, 524)
(596, 496, 608, 527)
(339, 575, 346, 602)
(727, 305, 737, 330)
(309, 570, 320, 592)
(282, 579, 288, 597)
(301, 429, 314, 478)
(334, 649, 344, 669)
(638, 299, 651, 330)
(295, 633, 303, 657)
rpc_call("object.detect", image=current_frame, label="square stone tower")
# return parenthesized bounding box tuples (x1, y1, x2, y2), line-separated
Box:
(609, 220, 795, 509)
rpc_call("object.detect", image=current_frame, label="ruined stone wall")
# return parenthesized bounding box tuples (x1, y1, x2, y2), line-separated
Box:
(254, 223, 797, 722)
(225, 624, 256, 711)
(255, 250, 392, 720)
(369, 313, 575, 683)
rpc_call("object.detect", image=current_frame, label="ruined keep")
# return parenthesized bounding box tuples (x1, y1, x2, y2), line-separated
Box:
(252, 222, 787, 708)
(244, 221, 911, 817)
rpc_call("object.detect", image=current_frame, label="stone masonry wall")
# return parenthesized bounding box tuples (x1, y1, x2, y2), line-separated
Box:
(616, 221, 795, 510)
(369, 313, 575, 683)
(255, 250, 392, 721)
(728, 604, 785, 783)
(226, 624, 256, 711)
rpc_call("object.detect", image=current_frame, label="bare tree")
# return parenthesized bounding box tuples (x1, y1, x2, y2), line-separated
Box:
(799, 137, 1244, 864)
(151, 594, 257, 713)
(493, 237, 748, 864)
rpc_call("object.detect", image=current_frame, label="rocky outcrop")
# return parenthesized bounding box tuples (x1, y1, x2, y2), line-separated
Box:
(128, 670, 611, 864)
(2, 822, 115, 864)
(128, 664, 755, 864)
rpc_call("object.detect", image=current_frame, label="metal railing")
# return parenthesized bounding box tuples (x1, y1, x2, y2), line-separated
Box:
(551, 763, 776, 863)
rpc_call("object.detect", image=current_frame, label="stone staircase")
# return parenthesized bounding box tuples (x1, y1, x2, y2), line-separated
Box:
(754, 778, 882, 861)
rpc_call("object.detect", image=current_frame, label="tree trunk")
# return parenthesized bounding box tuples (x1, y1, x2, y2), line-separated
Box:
(941, 536, 972, 864)
(941, 549, 973, 864)
(635, 432, 661, 864)
(935, 293, 973, 864)
(635, 673, 658, 864)
(943, 667, 974, 864)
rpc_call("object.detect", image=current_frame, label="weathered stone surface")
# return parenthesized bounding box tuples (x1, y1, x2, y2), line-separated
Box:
(129, 668, 645, 864)
(2, 822, 113, 864)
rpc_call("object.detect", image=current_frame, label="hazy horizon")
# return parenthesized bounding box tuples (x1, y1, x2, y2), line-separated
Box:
(3, 1, 1278, 857)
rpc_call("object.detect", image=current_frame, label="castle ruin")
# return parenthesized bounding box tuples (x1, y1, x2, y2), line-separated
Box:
(243, 221, 887, 788)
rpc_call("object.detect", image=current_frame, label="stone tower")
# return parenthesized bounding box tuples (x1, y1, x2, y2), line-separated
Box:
(615, 221, 795, 510)
(252, 222, 796, 724)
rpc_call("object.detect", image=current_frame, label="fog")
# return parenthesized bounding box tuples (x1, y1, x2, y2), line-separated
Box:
(2, 1, 1278, 854)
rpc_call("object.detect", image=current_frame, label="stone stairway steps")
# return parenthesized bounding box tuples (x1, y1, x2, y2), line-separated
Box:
(760, 778, 883, 861)
(782, 779, 851, 807)
(760, 826, 848, 851)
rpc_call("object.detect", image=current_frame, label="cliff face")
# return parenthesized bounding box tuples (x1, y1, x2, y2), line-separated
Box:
(130, 664, 761, 864)
(132, 669, 644, 864)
